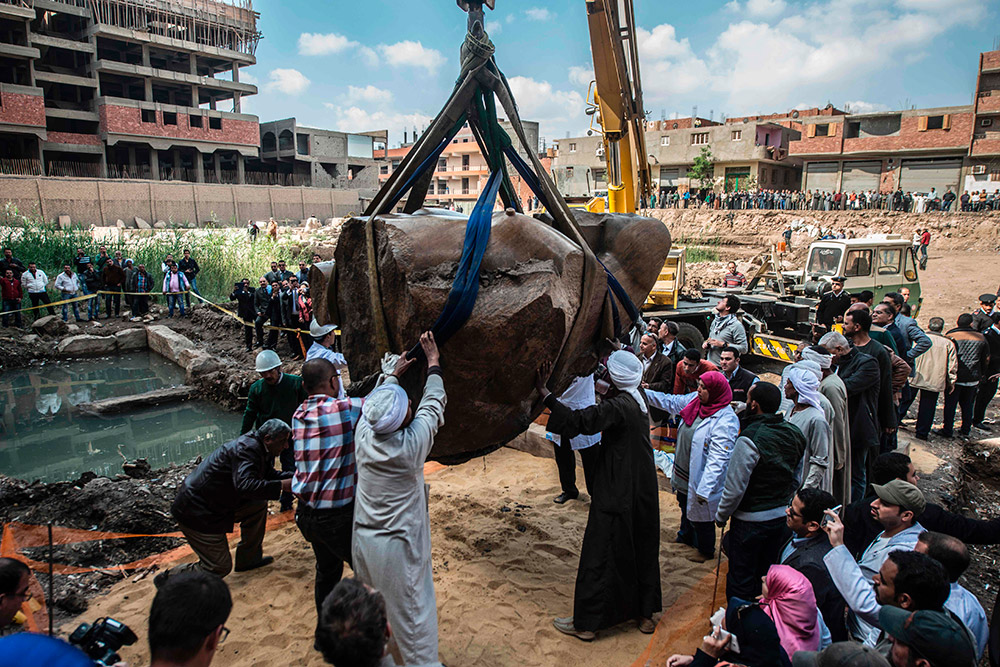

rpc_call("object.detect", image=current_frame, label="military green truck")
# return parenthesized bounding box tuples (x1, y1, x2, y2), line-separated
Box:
(642, 234, 922, 362)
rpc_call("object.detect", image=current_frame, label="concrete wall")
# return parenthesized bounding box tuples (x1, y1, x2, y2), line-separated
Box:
(0, 176, 365, 226)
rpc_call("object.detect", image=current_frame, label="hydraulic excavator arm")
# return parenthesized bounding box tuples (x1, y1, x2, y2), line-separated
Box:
(584, 0, 652, 213)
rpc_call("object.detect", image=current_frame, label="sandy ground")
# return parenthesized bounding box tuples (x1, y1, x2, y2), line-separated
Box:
(69, 447, 722, 667)
(912, 250, 1000, 328)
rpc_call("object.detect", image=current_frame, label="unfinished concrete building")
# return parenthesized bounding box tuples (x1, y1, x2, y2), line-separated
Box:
(0, 0, 260, 182)
(251, 118, 387, 194)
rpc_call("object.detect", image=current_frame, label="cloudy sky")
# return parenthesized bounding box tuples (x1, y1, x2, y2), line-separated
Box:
(243, 0, 997, 148)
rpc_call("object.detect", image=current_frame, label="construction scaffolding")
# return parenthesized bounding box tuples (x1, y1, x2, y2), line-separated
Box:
(88, 0, 261, 56)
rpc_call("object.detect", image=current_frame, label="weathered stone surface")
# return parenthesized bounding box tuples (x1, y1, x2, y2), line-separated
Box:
(58, 215, 71, 230)
(57, 334, 117, 357)
(114, 327, 147, 351)
(116, 219, 126, 229)
(332, 209, 669, 461)
(22, 334, 40, 343)
(135, 217, 151, 230)
(184, 353, 224, 383)
(153, 220, 167, 229)
(77, 386, 194, 416)
(31, 315, 69, 337)
(146, 325, 196, 363)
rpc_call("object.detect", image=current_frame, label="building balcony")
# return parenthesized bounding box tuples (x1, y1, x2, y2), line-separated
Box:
(99, 102, 259, 150)
(976, 92, 1000, 114)
(0, 1, 36, 20)
(94, 60, 257, 96)
(0, 84, 46, 130)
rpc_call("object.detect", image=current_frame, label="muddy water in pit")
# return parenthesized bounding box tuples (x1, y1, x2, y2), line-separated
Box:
(0, 351, 242, 483)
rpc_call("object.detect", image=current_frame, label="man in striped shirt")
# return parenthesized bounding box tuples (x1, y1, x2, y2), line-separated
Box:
(292, 358, 365, 636)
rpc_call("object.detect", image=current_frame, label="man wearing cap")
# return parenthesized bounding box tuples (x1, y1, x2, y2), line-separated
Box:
(242, 350, 307, 512)
(817, 277, 851, 329)
(292, 359, 365, 638)
(352, 332, 446, 666)
(793, 642, 891, 667)
(822, 479, 926, 645)
(971, 293, 997, 333)
(540, 349, 661, 641)
(880, 607, 975, 667)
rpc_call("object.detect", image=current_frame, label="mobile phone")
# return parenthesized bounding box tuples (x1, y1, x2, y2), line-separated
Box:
(821, 505, 843, 526)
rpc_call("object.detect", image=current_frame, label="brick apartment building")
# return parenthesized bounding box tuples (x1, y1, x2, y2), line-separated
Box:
(552, 114, 807, 197)
(378, 119, 543, 211)
(0, 0, 261, 183)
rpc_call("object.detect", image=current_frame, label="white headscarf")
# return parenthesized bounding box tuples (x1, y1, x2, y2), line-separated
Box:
(362, 383, 409, 434)
(786, 367, 823, 412)
(606, 350, 647, 414)
(801, 347, 832, 370)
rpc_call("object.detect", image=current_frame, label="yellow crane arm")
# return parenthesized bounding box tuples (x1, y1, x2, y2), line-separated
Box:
(585, 0, 652, 213)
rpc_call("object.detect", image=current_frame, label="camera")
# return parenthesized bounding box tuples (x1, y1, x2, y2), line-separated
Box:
(69, 617, 138, 666)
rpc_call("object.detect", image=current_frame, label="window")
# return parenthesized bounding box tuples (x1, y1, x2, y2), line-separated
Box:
(760, 167, 767, 181)
(926, 115, 944, 130)
(844, 249, 872, 277)
(672, 122, 678, 129)
(163, 112, 177, 125)
(904, 247, 918, 281)
(731, 130, 742, 141)
(660, 136, 670, 146)
(771, 170, 776, 184)
(569, 143, 577, 152)
(991, 169, 1000, 182)
(437, 158, 446, 171)
(877, 248, 902, 275)
(982, 118, 994, 127)
(189, 114, 203, 128)
(380, 165, 389, 174)
(462, 137, 469, 143)
(806, 247, 842, 276)
(209, 116, 222, 130)
(566, 166, 574, 177)
(816, 124, 830, 137)
(691, 132, 709, 145)
(141, 109, 156, 123)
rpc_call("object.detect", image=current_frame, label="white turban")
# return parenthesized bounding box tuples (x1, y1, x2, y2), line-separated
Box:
(786, 367, 823, 412)
(801, 347, 832, 370)
(606, 350, 647, 414)
(362, 383, 409, 434)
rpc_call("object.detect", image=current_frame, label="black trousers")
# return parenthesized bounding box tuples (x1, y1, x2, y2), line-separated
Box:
(242, 323, 254, 350)
(278, 446, 295, 510)
(915, 389, 939, 438)
(29, 292, 54, 316)
(943, 385, 977, 435)
(104, 289, 121, 317)
(296, 503, 354, 627)
(723, 516, 790, 601)
(974, 377, 999, 425)
(254, 314, 267, 346)
(132, 295, 149, 316)
(553, 440, 599, 496)
(676, 492, 717, 557)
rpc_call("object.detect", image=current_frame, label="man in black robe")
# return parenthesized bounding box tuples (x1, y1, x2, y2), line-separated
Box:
(536, 350, 661, 641)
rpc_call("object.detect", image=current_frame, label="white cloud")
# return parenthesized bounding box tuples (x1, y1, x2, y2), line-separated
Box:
(377, 41, 447, 74)
(347, 85, 393, 106)
(568, 65, 594, 88)
(298, 32, 357, 56)
(239, 71, 257, 85)
(844, 100, 891, 114)
(358, 46, 379, 67)
(507, 76, 587, 138)
(486, 20, 502, 35)
(634, 0, 988, 119)
(324, 105, 434, 145)
(525, 7, 553, 20)
(264, 68, 310, 95)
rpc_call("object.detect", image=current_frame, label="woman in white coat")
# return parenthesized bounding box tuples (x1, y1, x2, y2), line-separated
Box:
(646, 371, 739, 562)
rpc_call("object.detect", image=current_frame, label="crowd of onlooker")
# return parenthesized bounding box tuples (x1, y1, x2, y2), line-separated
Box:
(646, 187, 1000, 213)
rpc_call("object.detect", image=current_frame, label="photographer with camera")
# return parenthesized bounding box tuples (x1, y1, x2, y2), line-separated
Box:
(155, 419, 293, 587)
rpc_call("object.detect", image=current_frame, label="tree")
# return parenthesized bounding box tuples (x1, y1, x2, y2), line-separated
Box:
(687, 146, 715, 189)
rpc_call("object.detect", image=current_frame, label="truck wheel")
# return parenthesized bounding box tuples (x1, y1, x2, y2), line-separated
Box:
(675, 322, 704, 350)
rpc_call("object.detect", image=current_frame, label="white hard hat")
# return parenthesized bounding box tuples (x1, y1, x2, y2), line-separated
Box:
(309, 319, 337, 338)
(255, 349, 281, 372)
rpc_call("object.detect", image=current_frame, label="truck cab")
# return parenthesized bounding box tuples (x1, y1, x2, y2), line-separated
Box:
(802, 235, 921, 310)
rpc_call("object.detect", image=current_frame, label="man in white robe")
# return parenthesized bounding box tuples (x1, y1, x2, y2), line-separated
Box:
(352, 332, 446, 667)
(782, 366, 833, 492)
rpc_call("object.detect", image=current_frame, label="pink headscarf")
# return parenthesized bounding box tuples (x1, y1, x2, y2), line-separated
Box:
(760, 564, 820, 656)
(679, 370, 732, 426)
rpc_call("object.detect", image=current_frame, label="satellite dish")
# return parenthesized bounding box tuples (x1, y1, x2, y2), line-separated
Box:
(587, 129, 593, 136)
